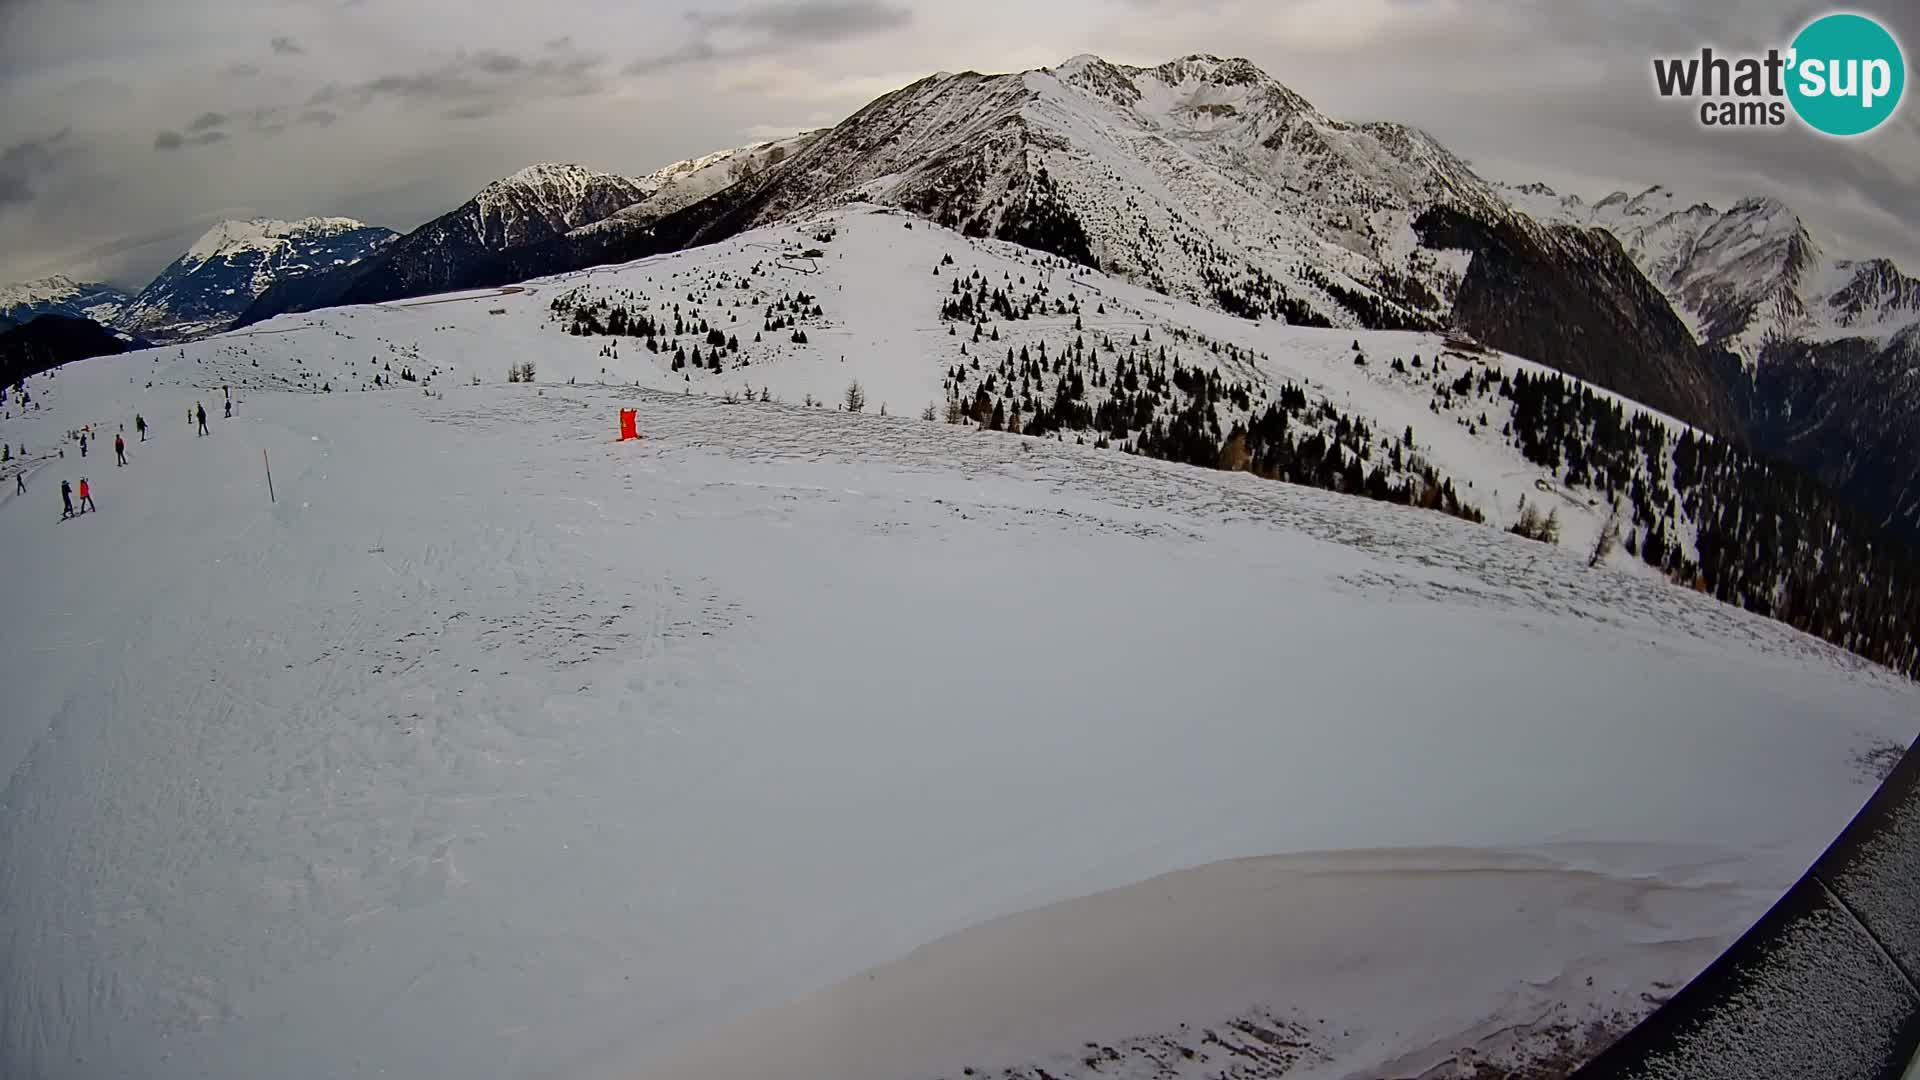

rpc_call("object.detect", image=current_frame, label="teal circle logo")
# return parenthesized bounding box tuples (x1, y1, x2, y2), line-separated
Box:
(1787, 13, 1905, 136)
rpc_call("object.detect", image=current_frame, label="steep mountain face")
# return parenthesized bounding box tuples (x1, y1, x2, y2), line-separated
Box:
(1497, 181, 1827, 357)
(1750, 325, 1920, 539)
(0, 276, 135, 328)
(1413, 208, 1741, 437)
(120, 218, 396, 341)
(0, 314, 133, 385)
(1502, 179, 1920, 539)
(588, 54, 1518, 332)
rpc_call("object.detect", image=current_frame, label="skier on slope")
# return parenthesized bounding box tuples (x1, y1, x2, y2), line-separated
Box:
(115, 433, 127, 467)
(59, 479, 73, 519)
(224, 398, 232, 419)
(196, 403, 209, 436)
(78, 478, 95, 514)
(135, 414, 147, 441)
(14, 471, 23, 496)
(79, 433, 87, 458)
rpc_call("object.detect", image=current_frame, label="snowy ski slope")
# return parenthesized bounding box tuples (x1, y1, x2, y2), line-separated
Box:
(1, 208, 1916, 1080)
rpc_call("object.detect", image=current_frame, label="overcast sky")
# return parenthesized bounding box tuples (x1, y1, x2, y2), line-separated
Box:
(1, 0, 1914, 288)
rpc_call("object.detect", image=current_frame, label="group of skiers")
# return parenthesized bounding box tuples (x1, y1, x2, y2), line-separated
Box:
(32, 385, 234, 520)
(51, 423, 113, 520)
(59, 476, 96, 518)
(190, 385, 232, 436)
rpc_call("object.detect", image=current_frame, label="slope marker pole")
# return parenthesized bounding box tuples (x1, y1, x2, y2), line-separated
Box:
(264, 449, 276, 504)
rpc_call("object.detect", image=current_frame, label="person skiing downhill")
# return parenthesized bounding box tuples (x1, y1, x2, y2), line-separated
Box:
(196, 403, 208, 436)
(79, 434, 87, 457)
(135, 414, 147, 441)
(115, 433, 127, 466)
(224, 398, 232, 419)
(78, 478, 95, 513)
(60, 479, 73, 519)
(14, 471, 23, 496)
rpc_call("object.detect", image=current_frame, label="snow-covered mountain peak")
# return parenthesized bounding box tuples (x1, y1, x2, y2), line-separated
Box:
(1828, 256, 1920, 326)
(184, 217, 375, 262)
(1043, 52, 1318, 129)
(120, 216, 396, 340)
(1722, 194, 1799, 232)
(1505, 175, 1914, 362)
(487, 162, 611, 194)
(1148, 53, 1267, 85)
(1050, 52, 1109, 72)
(0, 274, 85, 307)
(0, 274, 136, 328)
(467, 164, 653, 227)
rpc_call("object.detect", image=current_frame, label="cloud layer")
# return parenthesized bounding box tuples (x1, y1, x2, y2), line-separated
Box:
(0, 0, 1912, 289)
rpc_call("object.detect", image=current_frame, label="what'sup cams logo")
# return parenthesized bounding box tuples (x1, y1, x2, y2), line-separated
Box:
(1653, 11, 1906, 136)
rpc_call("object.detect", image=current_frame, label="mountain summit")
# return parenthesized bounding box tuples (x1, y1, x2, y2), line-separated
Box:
(117, 217, 396, 340)
(437, 52, 1735, 435)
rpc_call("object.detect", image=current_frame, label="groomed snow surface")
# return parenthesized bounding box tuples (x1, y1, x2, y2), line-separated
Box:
(3, 212, 1918, 1080)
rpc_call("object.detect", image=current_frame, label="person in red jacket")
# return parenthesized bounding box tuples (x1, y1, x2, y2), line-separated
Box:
(114, 432, 127, 466)
(78, 477, 96, 513)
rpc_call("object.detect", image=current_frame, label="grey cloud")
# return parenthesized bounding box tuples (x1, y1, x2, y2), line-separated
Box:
(0, 128, 77, 208)
(153, 129, 227, 151)
(221, 63, 260, 79)
(271, 35, 305, 55)
(297, 108, 338, 127)
(153, 104, 284, 150)
(688, 0, 912, 39)
(311, 44, 606, 113)
(624, 40, 718, 76)
(626, 0, 910, 75)
(473, 50, 525, 75)
(445, 102, 501, 120)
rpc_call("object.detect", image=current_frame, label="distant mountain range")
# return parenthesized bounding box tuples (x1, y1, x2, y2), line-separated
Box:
(2, 219, 397, 345)
(239, 146, 818, 324)
(7, 53, 1917, 539)
(0, 276, 137, 328)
